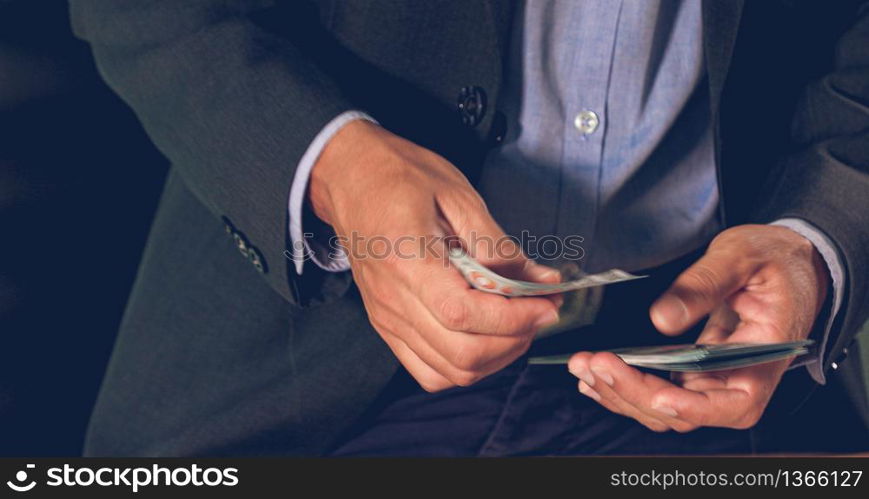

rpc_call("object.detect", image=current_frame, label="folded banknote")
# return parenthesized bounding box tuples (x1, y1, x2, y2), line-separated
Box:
(448, 247, 645, 297)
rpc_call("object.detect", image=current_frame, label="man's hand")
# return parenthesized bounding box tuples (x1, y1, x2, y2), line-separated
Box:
(310, 120, 561, 392)
(567, 225, 830, 432)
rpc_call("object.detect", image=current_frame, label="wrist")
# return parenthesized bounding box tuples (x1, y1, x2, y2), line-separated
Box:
(309, 119, 380, 226)
(782, 226, 830, 320)
(810, 244, 831, 317)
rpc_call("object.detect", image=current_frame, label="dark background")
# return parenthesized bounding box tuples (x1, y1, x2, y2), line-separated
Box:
(0, 1, 865, 456)
(0, 0, 167, 455)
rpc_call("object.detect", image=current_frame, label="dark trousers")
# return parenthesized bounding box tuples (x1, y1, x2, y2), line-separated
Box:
(328, 250, 756, 456)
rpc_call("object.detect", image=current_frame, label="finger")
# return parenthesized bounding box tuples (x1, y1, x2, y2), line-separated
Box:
(435, 190, 565, 309)
(379, 331, 455, 393)
(581, 353, 705, 432)
(694, 305, 741, 344)
(411, 256, 559, 335)
(728, 290, 802, 344)
(578, 379, 622, 414)
(580, 381, 673, 433)
(567, 351, 597, 386)
(650, 251, 757, 335)
(649, 384, 755, 429)
(356, 275, 462, 390)
(436, 189, 529, 277)
(400, 304, 532, 384)
(569, 353, 672, 432)
(523, 262, 562, 284)
(364, 267, 530, 386)
(653, 354, 789, 430)
(520, 261, 564, 309)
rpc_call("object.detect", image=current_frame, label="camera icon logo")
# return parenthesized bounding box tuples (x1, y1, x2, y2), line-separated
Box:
(6, 464, 37, 492)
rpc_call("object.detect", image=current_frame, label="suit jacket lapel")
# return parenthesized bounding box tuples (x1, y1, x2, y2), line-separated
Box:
(702, 0, 744, 227)
(703, 0, 745, 115)
(484, 0, 518, 64)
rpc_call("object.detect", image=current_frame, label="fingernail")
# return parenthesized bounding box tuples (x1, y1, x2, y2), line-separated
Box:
(653, 404, 678, 418)
(579, 382, 601, 401)
(538, 268, 561, 281)
(651, 295, 687, 329)
(552, 295, 565, 309)
(568, 364, 595, 387)
(527, 263, 561, 282)
(535, 310, 560, 329)
(591, 368, 614, 387)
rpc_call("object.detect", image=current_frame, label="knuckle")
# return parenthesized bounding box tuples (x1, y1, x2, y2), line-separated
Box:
(483, 306, 509, 333)
(644, 421, 671, 433)
(514, 336, 534, 357)
(603, 404, 625, 416)
(442, 198, 472, 232)
(733, 409, 763, 430)
(491, 337, 531, 369)
(731, 419, 752, 430)
(710, 227, 738, 247)
(683, 265, 722, 302)
(459, 190, 488, 213)
(417, 376, 454, 393)
(711, 226, 752, 250)
(437, 296, 471, 330)
(692, 412, 713, 427)
(588, 354, 617, 373)
(367, 314, 392, 336)
(670, 421, 698, 434)
(452, 370, 483, 387)
(366, 283, 395, 308)
(450, 340, 487, 371)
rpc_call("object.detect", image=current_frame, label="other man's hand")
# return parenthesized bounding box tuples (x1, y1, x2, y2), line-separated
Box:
(310, 120, 561, 392)
(567, 225, 829, 432)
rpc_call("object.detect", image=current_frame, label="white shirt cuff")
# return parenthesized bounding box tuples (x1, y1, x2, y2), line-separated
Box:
(287, 111, 377, 275)
(771, 218, 845, 385)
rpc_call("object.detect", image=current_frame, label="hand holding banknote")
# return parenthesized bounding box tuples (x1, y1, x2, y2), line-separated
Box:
(566, 225, 830, 433)
(309, 120, 561, 392)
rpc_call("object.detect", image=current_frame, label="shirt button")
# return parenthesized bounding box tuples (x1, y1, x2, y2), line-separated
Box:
(574, 110, 600, 135)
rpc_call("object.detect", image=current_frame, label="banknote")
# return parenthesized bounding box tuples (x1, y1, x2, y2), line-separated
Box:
(610, 340, 813, 364)
(527, 340, 813, 372)
(628, 348, 809, 372)
(448, 247, 645, 297)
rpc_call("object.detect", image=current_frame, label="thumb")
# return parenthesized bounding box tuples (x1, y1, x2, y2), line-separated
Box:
(522, 262, 562, 284)
(650, 252, 751, 335)
(437, 188, 563, 308)
(436, 189, 532, 278)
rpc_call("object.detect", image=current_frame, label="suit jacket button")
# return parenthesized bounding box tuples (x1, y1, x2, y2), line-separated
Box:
(221, 216, 235, 235)
(233, 232, 249, 257)
(248, 246, 267, 274)
(457, 86, 487, 127)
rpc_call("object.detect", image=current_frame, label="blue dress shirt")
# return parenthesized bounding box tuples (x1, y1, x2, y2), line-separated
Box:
(287, 0, 842, 384)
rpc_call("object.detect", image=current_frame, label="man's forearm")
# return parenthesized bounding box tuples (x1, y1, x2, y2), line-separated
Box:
(71, 0, 356, 302)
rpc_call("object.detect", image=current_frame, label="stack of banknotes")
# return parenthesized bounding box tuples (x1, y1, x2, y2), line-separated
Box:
(448, 248, 812, 372)
(526, 341, 813, 372)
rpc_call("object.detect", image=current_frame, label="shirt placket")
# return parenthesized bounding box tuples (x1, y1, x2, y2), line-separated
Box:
(555, 1, 623, 270)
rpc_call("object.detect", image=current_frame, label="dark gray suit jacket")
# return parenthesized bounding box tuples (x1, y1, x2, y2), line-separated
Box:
(70, 0, 869, 455)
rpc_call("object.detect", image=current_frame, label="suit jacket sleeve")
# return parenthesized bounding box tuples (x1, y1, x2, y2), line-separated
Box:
(69, 0, 356, 304)
(753, 2, 869, 376)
